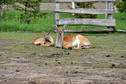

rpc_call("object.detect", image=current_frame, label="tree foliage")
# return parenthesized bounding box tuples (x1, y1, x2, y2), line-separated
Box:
(116, 0, 126, 13)
(13, 0, 46, 23)
(0, 0, 13, 19)
(0, 0, 13, 5)
(74, 2, 97, 18)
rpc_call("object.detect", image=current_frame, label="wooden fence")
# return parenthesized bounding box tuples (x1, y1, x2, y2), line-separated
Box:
(55, 0, 116, 33)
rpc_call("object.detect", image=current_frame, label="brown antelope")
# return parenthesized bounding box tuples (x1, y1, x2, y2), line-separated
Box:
(55, 25, 92, 49)
(33, 31, 54, 46)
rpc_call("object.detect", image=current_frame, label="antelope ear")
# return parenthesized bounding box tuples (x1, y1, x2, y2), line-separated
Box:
(47, 31, 50, 35)
(63, 25, 67, 31)
(63, 25, 67, 29)
(54, 25, 58, 28)
(55, 28, 58, 32)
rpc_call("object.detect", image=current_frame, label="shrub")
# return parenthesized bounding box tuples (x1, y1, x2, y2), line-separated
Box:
(116, 0, 126, 13)
(13, 0, 47, 24)
(74, 2, 97, 18)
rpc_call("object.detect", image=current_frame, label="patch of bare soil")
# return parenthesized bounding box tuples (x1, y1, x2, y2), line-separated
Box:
(0, 51, 126, 84)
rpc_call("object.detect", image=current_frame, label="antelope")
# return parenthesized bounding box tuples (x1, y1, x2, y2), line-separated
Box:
(33, 31, 54, 46)
(55, 25, 92, 49)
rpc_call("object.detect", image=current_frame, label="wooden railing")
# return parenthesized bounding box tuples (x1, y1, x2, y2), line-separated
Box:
(55, 0, 116, 33)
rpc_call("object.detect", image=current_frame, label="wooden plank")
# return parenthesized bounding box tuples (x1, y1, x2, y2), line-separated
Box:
(55, 9, 113, 14)
(55, 0, 116, 3)
(40, 10, 54, 12)
(64, 29, 113, 33)
(117, 30, 126, 33)
(56, 19, 115, 27)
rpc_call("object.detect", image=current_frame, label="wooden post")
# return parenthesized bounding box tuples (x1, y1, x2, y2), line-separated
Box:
(72, 2, 75, 16)
(107, 2, 115, 32)
(107, 2, 113, 19)
(105, 1, 108, 19)
(55, 1, 60, 28)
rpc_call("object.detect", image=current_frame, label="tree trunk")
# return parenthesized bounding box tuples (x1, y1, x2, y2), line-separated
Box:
(37, 3, 40, 12)
(25, 2, 28, 17)
(24, 1, 28, 23)
(0, 4, 3, 19)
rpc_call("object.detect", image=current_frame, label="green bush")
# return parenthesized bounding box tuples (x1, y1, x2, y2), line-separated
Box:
(13, 0, 47, 23)
(74, 2, 97, 18)
(116, 0, 126, 13)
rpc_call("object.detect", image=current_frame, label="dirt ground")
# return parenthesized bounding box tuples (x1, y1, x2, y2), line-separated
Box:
(0, 32, 126, 84)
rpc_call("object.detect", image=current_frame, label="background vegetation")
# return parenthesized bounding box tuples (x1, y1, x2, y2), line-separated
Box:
(0, 11, 126, 32)
(115, 0, 126, 13)
(0, 0, 126, 32)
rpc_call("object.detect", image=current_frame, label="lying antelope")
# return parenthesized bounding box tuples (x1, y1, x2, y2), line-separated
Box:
(55, 25, 92, 49)
(33, 31, 54, 46)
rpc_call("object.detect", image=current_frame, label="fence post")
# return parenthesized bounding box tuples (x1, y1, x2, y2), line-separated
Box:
(105, 1, 108, 19)
(107, 2, 113, 19)
(55, 1, 60, 28)
(72, 2, 75, 16)
(107, 1, 115, 32)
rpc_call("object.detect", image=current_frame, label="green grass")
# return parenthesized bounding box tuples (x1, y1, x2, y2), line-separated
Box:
(0, 11, 126, 32)
(0, 32, 125, 57)
(0, 11, 55, 32)
(0, 32, 126, 68)
(114, 13, 126, 30)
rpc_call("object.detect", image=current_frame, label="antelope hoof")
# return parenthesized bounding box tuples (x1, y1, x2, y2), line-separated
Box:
(55, 46, 60, 48)
(67, 47, 72, 49)
(51, 44, 55, 47)
(81, 43, 91, 48)
(37, 43, 41, 45)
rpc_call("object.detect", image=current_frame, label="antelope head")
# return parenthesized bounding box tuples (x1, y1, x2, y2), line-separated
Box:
(43, 31, 50, 39)
(42, 31, 52, 44)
